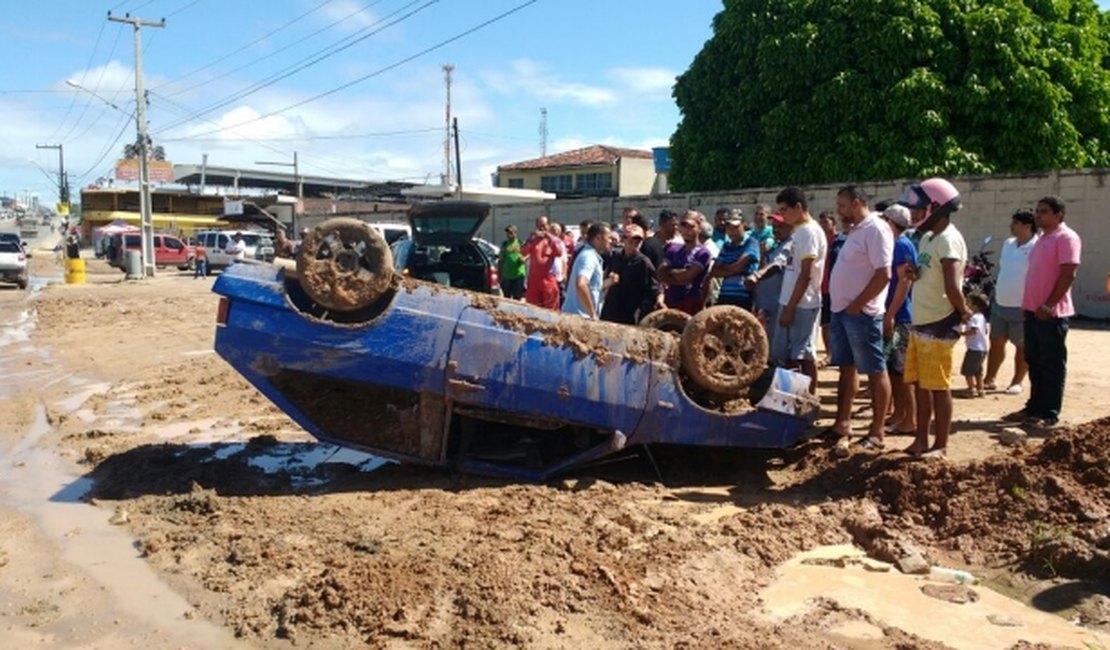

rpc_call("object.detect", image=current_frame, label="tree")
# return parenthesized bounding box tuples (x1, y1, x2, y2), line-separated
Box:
(670, 0, 1110, 191)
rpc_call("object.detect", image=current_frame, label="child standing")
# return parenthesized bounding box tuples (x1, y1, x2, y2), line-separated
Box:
(961, 294, 990, 397)
(194, 242, 208, 278)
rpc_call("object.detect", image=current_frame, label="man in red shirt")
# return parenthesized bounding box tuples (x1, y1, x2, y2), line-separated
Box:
(520, 215, 565, 310)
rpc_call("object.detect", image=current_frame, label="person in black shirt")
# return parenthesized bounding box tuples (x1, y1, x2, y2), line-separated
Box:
(632, 211, 665, 270)
(600, 225, 661, 324)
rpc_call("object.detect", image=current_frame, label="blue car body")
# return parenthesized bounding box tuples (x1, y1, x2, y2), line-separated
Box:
(212, 262, 816, 480)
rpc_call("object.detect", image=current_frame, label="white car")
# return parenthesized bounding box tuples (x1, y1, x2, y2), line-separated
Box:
(195, 230, 276, 271)
(0, 240, 28, 289)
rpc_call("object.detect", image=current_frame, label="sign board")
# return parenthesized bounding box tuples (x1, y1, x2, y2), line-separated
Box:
(114, 159, 175, 183)
(223, 199, 244, 215)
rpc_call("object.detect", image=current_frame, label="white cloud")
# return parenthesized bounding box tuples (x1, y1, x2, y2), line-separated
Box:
(609, 67, 676, 96)
(317, 0, 381, 31)
(483, 59, 617, 107)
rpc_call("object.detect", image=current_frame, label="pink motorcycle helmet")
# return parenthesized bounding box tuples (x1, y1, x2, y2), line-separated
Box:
(897, 177, 961, 227)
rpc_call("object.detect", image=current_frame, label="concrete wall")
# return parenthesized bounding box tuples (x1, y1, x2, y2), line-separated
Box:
(617, 157, 657, 197)
(477, 168, 1110, 318)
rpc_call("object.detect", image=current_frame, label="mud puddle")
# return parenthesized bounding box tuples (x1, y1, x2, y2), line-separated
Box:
(761, 544, 1110, 649)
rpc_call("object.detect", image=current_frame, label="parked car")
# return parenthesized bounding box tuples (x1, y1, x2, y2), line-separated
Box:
(0, 240, 28, 289)
(366, 222, 411, 245)
(211, 208, 813, 481)
(106, 233, 194, 271)
(194, 230, 276, 271)
(0, 232, 27, 255)
(390, 202, 500, 295)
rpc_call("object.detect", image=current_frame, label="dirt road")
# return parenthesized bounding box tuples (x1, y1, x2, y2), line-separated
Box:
(0, 254, 1107, 648)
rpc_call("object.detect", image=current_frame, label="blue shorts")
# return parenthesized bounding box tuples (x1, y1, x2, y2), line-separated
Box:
(829, 311, 887, 374)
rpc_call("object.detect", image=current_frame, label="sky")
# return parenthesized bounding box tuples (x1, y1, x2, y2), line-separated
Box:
(0, 0, 724, 205)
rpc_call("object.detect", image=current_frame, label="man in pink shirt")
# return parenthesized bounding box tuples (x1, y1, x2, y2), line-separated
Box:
(1015, 196, 1081, 428)
(827, 185, 894, 448)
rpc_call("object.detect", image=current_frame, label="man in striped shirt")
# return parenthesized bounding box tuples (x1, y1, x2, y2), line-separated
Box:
(710, 213, 761, 310)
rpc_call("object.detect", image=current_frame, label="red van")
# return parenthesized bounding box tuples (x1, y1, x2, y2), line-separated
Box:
(106, 233, 194, 271)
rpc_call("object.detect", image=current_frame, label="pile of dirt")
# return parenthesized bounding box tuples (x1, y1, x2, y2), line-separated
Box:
(797, 421, 1110, 581)
(97, 448, 871, 647)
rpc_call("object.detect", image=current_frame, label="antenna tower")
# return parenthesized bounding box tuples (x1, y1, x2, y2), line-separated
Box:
(539, 107, 548, 157)
(442, 64, 454, 186)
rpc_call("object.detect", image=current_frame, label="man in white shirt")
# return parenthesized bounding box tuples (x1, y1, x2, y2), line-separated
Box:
(226, 232, 247, 262)
(773, 186, 827, 394)
(983, 209, 1037, 395)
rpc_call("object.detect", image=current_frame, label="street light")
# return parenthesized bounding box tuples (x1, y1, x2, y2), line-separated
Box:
(65, 80, 126, 115)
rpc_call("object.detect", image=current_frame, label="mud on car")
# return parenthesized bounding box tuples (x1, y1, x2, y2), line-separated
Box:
(212, 202, 816, 480)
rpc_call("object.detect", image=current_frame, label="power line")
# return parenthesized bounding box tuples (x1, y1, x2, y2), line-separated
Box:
(161, 127, 441, 142)
(151, 0, 339, 94)
(158, 0, 540, 141)
(44, 19, 107, 142)
(166, 0, 203, 18)
(60, 23, 126, 143)
(154, 0, 435, 134)
(73, 109, 136, 181)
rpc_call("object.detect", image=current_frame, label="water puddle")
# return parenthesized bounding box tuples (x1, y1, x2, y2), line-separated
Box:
(0, 291, 238, 646)
(760, 545, 1109, 649)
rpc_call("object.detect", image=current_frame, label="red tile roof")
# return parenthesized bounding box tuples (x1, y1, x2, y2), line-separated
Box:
(498, 145, 652, 172)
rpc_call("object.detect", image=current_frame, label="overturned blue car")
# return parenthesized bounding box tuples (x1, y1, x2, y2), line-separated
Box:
(212, 202, 818, 480)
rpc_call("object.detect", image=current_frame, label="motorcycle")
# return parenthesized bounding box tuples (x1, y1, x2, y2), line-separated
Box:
(963, 235, 995, 303)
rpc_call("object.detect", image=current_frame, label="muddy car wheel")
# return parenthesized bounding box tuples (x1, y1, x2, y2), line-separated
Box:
(680, 306, 768, 394)
(638, 308, 691, 336)
(296, 218, 394, 313)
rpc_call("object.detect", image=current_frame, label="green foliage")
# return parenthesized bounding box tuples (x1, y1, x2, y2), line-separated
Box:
(670, 0, 1110, 191)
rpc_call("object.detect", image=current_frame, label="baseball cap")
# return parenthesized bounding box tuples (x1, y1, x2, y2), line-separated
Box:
(624, 224, 645, 240)
(725, 217, 744, 227)
(882, 205, 912, 228)
(768, 212, 786, 224)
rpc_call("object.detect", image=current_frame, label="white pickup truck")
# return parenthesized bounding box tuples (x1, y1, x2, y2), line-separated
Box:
(0, 240, 28, 289)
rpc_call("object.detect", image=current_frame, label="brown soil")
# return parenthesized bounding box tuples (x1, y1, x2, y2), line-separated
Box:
(0, 255, 1108, 648)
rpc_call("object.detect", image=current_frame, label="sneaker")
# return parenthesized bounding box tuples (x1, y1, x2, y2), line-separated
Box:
(1001, 409, 1028, 422)
(1004, 384, 1023, 395)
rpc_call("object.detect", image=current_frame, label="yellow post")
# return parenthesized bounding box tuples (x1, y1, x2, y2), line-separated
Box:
(65, 258, 86, 285)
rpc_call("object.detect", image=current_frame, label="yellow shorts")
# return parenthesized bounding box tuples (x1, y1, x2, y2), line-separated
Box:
(904, 332, 955, 391)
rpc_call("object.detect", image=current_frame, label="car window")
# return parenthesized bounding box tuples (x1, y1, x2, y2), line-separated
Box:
(164, 237, 183, 251)
(218, 234, 229, 248)
(0, 241, 20, 253)
(125, 235, 140, 247)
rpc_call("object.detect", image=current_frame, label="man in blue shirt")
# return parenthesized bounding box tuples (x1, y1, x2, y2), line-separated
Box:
(882, 204, 919, 434)
(562, 222, 614, 320)
(711, 215, 761, 310)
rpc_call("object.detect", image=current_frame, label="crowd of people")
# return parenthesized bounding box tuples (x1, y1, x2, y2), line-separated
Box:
(498, 176, 1083, 458)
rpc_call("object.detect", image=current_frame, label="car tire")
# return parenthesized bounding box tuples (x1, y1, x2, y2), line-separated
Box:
(638, 308, 690, 337)
(296, 218, 394, 312)
(679, 306, 768, 395)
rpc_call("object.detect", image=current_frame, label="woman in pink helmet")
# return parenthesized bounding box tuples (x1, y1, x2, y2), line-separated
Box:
(897, 177, 972, 458)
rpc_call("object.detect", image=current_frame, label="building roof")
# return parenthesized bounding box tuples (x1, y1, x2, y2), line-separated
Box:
(497, 145, 653, 172)
(172, 164, 414, 199)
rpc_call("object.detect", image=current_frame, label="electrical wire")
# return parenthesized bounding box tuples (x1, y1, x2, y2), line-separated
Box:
(154, 0, 434, 133)
(60, 23, 126, 143)
(44, 19, 107, 142)
(161, 127, 441, 143)
(157, 0, 539, 141)
(73, 108, 137, 181)
(151, 0, 339, 94)
(166, 0, 203, 18)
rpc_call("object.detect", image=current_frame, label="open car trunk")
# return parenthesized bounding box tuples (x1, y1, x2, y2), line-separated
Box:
(406, 243, 488, 292)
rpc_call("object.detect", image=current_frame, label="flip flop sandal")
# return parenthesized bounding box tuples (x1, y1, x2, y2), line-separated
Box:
(854, 436, 885, 451)
(921, 448, 947, 458)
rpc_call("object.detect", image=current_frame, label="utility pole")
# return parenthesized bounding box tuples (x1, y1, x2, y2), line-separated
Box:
(109, 11, 165, 278)
(453, 118, 462, 199)
(35, 143, 69, 212)
(255, 152, 300, 233)
(442, 64, 454, 187)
